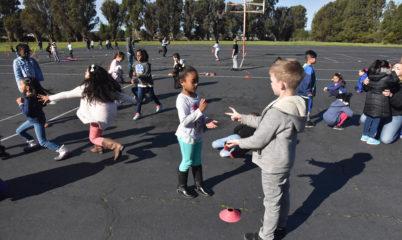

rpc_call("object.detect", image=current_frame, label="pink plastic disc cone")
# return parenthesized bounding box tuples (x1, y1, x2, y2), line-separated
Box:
(219, 208, 241, 223)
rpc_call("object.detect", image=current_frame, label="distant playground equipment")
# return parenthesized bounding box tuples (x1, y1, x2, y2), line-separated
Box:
(226, 0, 265, 68)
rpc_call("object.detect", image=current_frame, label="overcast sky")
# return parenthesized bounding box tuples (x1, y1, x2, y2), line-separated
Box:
(95, 0, 402, 30)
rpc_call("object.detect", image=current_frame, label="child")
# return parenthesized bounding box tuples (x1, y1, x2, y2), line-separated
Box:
(45, 43, 51, 58)
(90, 40, 95, 49)
(67, 42, 73, 58)
(172, 53, 185, 89)
(225, 59, 306, 240)
(212, 113, 258, 158)
(213, 40, 220, 61)
(355, 69, 367, 93)
(50, 42, 60, 63)
(16, 78, 69, 160)
(108, 51, 125, 84)
(175, 66, 218, 198)
(298, 50, 317, 128)
(323, 73, 347, 96)
(159, 36, 169, 57)
(323, 93, 353, 130)
(231, 38, 239, 70)
(13, 44, 44, 93)
(38, 65, 135, 160)
(361, 60, 399, 145)
(131, 49, 162, 120)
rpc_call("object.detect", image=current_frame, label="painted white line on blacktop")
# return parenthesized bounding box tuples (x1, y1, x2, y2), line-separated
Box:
(0, 113, 22, 122)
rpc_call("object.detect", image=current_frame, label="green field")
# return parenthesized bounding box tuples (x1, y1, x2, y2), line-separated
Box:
(1, 40, 401, 53)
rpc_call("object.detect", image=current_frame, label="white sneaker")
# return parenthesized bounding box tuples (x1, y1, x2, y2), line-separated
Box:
(54, 144, 69, 160)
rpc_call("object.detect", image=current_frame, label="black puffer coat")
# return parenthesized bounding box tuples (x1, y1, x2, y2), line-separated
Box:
(363, 72, 399, 118)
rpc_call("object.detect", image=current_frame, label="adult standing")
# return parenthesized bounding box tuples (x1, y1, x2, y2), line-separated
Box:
(231, 38, 239, 71)
(126, 37, 134, 78)
(381, 62, 402, 144)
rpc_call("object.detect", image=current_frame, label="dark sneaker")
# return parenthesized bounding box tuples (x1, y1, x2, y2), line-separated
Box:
(274, 227, 287, 239)
(244, 232, 262, 240)
(332, 126, 344, 130)
(23, 140, 40, 153)
(305, 120, 315, 128)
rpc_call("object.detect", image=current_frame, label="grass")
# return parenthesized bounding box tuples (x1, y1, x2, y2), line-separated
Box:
(1, 40, 401, 52)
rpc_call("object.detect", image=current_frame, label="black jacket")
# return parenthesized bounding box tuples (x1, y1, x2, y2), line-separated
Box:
(363, 71, 399, 118)
(233, 124, 256, 138)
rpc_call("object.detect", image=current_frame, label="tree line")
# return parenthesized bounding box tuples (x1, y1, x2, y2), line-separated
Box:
(0, 0, 400, 44)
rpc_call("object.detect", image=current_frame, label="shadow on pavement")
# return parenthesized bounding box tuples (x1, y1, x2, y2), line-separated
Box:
(4, 158, 115, 201)
(287, 152, 372, 233)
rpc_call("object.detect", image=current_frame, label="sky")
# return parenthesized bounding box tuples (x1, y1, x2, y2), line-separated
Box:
(95, 0, 402, 30)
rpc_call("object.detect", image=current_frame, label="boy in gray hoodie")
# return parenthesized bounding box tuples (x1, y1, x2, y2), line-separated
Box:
(226, 59, 306, 240)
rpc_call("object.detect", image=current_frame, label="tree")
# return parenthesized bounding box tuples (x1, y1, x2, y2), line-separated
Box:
(0, 0, 21, 41)
(143, 1, 157, 40)
(101, 0, 123, 40)
(183, 0, 195, 40)
(170, 0, 183, 39)
(311, 0, 348, 42)
(381, 1, 402, 43)
(121, 0, 145, 39)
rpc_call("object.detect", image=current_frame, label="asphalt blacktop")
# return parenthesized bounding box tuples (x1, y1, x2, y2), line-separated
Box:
(0, 44, 401, 240)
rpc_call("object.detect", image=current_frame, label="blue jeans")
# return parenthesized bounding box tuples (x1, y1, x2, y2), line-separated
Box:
(135, 86, 161, 114)
(360, 114, 401, 143)
(212, 134, 241, 157)
(363, 116, 381, 138)
(380, 115, 402, 144)
(16, 120, 59, 151)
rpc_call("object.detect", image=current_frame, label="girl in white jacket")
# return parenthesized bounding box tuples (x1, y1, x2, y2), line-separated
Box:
(108, 52, 125, 84)
(38, 64, 136, 160)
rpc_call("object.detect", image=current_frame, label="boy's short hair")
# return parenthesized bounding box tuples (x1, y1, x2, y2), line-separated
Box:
(270, 59, 305, 90)
(305, 50, 317, 59)
(173, 53, 180, 59)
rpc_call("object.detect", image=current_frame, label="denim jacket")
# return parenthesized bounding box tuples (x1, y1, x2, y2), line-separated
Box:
(13, 57, 44, 92)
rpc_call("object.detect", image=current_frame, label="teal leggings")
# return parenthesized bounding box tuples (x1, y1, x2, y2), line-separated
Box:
(178, 137, 202, 171)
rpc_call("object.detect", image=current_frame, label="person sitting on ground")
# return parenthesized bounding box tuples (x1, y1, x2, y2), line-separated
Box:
(323, 93, 353, 130)
(380, 62, 402, 144)
(212, 112, 259, 158)
(323, 72, 347, 97)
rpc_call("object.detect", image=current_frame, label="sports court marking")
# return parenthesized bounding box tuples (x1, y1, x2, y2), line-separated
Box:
(1, 85, 133, 141)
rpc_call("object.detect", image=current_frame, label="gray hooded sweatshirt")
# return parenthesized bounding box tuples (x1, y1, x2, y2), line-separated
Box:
(238, 96, 306, 174)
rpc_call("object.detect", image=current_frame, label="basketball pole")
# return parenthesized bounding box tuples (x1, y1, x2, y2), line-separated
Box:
(227, 1, 265, 68)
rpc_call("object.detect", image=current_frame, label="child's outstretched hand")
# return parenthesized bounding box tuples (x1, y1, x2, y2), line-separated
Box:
(225, 107, 242, 122)
(16, 97, 23, 105)
(37, 94, 50, 104)
(199, 98, 207, 112)
(206, 119, 218, 129)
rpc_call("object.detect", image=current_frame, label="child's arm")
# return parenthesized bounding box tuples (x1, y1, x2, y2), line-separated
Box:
(38, 86, 83, 104)
(118, 92, 137, 104)
(176, 99, 204, 128)
(17, 97, 29, 116)
(31, 58, 44, 81)
(227, 109, 279, 149)
(225, 107, 261, 128)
